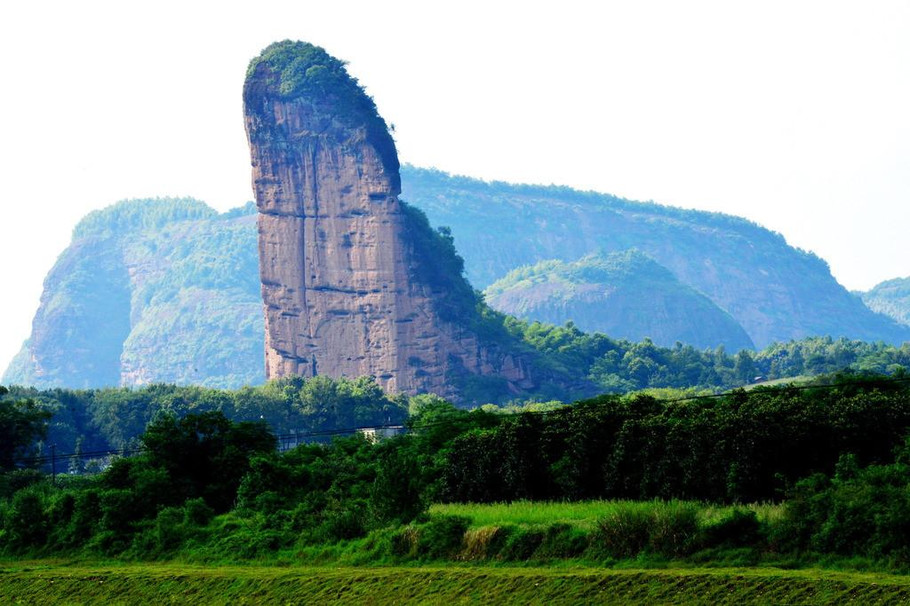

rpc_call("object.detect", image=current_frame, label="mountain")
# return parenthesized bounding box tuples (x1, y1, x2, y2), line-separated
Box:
(4, 199, 265, 389)
(400, 166, 910, 348)
(6, 167, 908, 391)
(485, 250, 754, 351)
(862, 277, 910, 327)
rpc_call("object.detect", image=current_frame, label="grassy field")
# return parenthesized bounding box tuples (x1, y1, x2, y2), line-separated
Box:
(1, 500, 905, 603)
(1, 562, 910, 605)
(743, 375, 813, 389)
(430, 500, 784, 530)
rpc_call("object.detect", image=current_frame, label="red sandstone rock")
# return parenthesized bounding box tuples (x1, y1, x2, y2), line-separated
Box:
(243, 41, 548, 400)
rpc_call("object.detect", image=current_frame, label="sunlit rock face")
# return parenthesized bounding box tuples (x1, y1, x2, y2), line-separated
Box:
(243, 41, 547, 400)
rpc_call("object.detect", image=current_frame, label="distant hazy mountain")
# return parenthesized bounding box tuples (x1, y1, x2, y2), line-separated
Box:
(401, 166, 909, 348)
(862, 277, 910, 327)
(485, 250, 754, 351)
(4, 199, 264, 389)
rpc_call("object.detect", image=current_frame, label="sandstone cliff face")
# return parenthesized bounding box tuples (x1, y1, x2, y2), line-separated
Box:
(243, 42, 542, 399)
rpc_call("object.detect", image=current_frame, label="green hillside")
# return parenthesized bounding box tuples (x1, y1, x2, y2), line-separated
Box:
(4, 199, 264, 389)
(862, 276, 910, 327)
(485, 250, 754, 351)
(401, 166, 910, 348)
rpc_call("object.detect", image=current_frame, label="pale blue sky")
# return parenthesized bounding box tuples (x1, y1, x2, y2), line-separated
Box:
(1, 0, 908, 372)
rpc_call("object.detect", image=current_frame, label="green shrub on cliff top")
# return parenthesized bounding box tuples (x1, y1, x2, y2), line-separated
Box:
(245, 40, 398, 178)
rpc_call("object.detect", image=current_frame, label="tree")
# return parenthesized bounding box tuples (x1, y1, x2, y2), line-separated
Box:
(140, 411, 276, 511)
(734, 350, 757, 383)
(0, 387, 52, 471)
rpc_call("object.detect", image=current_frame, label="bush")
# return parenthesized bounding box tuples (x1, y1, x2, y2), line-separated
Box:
(152, 507, 187, 552)
(212, 528, 287, 560)
(591, 507, 651, 558)
(648, 502, 699, 557)
(391, 526, 418, 558)
(314, 505, 367, 544)
(184, 497, 215, 527)
(699, 508, 763, 549)
(5, 487, 48, 551)
(0, 470, 45, 500)
(416, 515, 470, 559)
(462, 526, 508, 560)
(535, 523, 588, 559)
(498, 526, 544, 560)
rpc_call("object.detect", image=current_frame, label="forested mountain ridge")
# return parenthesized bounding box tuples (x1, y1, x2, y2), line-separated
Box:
(862, 277, 910, 327)
(400, 166, 909, 348)
(485, 250, 754, 351)
(4, 198, 264, 389)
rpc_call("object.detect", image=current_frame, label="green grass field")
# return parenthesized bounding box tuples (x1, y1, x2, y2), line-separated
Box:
(1, 562, 909, 605)
(0, 500, 905, 604)
(430, 500, 784, 530)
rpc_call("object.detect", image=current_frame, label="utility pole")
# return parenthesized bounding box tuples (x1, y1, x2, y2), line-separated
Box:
(50, 444, 56, 486)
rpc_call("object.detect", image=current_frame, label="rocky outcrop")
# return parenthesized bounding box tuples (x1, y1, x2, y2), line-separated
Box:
(243, 41, 550, 399)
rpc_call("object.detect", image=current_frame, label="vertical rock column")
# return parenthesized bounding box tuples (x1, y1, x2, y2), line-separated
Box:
(244, 46, 405, 391)
(243, 41, 539, 399)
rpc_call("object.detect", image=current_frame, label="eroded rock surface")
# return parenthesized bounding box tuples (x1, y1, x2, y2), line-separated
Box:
(243, 41, 547, 399)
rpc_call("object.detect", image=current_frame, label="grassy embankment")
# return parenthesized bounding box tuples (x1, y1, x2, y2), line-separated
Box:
(4, 500, 910, 604)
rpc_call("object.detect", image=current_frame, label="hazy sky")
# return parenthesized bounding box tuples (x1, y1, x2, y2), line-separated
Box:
(1, 0, 908, 373)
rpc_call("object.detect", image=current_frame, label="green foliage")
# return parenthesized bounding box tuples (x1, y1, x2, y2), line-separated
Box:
(4, 485, 50, 550)
(140, 411, 276, 512)
(775, 447, 910, 562)
(0, 393, 51, 471)
(401, 166, 910, 348)
(414, 514, 470, 559)
(4, 373, 910, 572)
(245, 40, 398, 181)
(485, 250, 754, 351)
(504, 320, 910, 394)
(369, 442, 426, 526)
(72, 198, 216, 240)
(5, 198, 262, 390)
(1, 375, 407, 457)
(590, 507, 652, 558)
(698, 508, 763, 548)
(399, 202, 477, 322)
(440, 375, 910, 503)
(862, 276, 910, 327)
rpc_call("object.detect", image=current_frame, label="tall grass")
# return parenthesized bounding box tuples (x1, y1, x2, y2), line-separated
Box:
(431, 500, 783, 530)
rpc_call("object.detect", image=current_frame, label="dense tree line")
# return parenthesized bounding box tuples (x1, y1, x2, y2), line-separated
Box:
(3, 373, 910, 565)
(0, 376, 408, 458)
(440, 374, 910, 503)
(506, 320, 910, 395)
